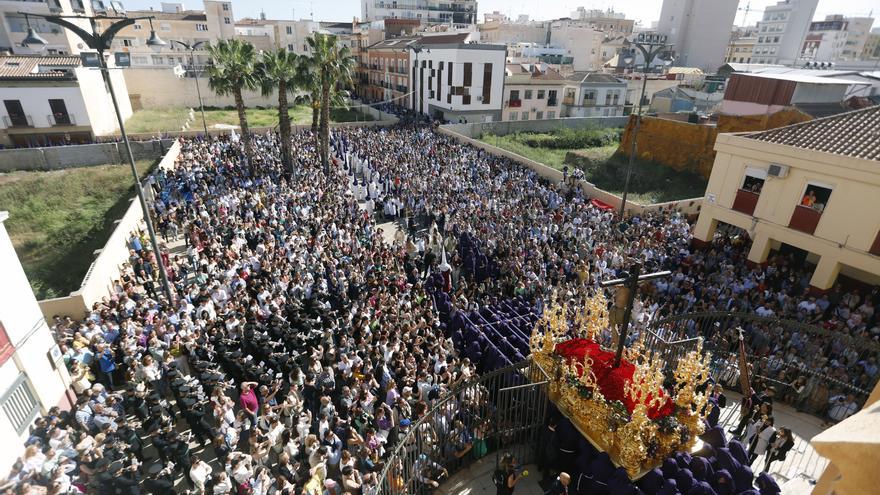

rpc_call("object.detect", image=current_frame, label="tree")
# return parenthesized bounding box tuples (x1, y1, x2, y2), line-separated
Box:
(307, 33, 355, 173)
(206, 39, 259, 171)
(256, 48, 304, 175)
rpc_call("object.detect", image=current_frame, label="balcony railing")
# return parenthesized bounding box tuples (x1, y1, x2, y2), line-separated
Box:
(508, 99, 522, 108)
(3, 115, 33, 127)
(48, 114, 75, 126)
(732, 189, 759, 216)
(788, 205, 822, 235)
(547, 98, 558, 106)
(562, 96, 575, 105)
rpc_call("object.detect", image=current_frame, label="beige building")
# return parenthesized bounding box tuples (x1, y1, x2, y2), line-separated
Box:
(0, 0, 95, 55)
(95, 0, 235, 69)
(725, 37, 756, 64)
(502, 64, 565, 121)
(693, 106, 880, 291)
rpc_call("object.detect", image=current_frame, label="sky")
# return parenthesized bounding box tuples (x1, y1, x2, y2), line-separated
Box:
(121, 0, 878, 30)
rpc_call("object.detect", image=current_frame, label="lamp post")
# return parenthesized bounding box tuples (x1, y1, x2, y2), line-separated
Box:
(22, 13, 174, 305)
(171, 39, 209, 137)
(618, 33, 674, 220)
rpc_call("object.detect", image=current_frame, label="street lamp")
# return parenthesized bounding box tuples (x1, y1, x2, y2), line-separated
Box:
(171, 39, 209, 136)
(618, 33, 674, 220)
(22, 12, 174, 304)
(21, 14, 49, 47)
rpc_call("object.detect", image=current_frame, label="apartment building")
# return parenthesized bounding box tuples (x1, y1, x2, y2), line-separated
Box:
(0, 210, 73, 474)
(0, 54, 132, 146)
(694, 106, 880, 290)
(560, 72, 627, 118)
(656, 0, 740, 72)
(95, 1, 235, 69)
(0, 0, 95, 55)
(802, 16, 876, 62)
(235, 17, 276, 52)
(501, 63, 565, 121)
(863, 28, 880, 60)
(725, 37, 757, 64)
(364, 36, 418, 105)
(753, 0, 819, 65)
(361, 0, 477, 28)
(410, 34, 506, 122)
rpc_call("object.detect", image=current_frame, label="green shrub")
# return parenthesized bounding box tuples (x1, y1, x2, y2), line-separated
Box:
(520, 127, 622, 149)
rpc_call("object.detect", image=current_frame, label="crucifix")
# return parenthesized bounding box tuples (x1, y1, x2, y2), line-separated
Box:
(600, 262, 671, 367)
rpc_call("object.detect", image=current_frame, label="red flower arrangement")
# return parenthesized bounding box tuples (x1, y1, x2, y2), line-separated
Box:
(555, 338, 674, 420)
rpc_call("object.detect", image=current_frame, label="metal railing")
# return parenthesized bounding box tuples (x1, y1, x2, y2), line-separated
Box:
(48, 113, 76, 126)
(645, 311, 878, 417)
(3, 115, 33, 127)
(375, 359, 549, 495)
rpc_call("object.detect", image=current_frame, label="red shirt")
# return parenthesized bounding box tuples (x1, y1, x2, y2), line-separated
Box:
(239, 387, 259, 413)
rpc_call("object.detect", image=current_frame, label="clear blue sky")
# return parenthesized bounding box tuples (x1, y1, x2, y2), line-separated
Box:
(120, 0, 877, 30)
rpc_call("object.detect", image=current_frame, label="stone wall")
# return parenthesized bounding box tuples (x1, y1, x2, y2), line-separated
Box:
(617, 108, 813, 179)
(0, 140, 173, 172)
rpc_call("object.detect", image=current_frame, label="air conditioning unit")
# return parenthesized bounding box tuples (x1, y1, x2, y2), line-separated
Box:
(767, 163, 789, 178)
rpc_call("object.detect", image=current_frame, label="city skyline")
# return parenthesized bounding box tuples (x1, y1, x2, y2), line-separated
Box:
(118, 0, 877, 30)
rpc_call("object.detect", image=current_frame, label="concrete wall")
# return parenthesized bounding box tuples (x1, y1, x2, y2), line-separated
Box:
(123, 68, 280, 110)
(438, 120, 703, 215)
(0, 139, 172, 172)
(446, 116, 629, 139)
(37, 141, 182, 321)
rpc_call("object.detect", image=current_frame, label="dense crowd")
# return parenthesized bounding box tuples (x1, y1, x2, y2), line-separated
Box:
(3, 124, 877, 495)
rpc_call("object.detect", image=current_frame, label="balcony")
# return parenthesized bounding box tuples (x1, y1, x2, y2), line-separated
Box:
(731, 189, 760, 216)
(3, 115, 33, 127)
(788, 205, 822, 235)
(508, 99, 522, 108)
(48, 113, 76, 126)
(562, 96, 575, 105)
(548, 98, 558, 106)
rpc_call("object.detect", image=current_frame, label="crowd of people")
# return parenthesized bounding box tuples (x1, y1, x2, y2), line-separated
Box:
(4, 122, 877, 494)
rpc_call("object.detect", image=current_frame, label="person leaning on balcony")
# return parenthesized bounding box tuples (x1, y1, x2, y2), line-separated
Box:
(801, 190, 817, 207)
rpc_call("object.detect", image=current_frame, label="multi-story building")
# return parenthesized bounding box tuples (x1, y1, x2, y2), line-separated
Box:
(863, 28, 880, 60)
(501, 63, 565, 121)
(802, 16, 849, 62)
(725, 36, 757, 64)
(693, 106, 880, 290)
(361, 0, 477, 28)
(559, 72, 627, 118)
(0, 0, 95, 55)
(235, 17, 276, 52)
(364, 36, 418, 105)
(656, 0, 740, 72)
(410, 34, 506, 122)
(0, 210, 73, 474)
(841, 17, 875, 61)
(95, 1, 235, 69)
(0, 54, 132, 146)
(752, 0, 819, 65)
(267, 19, 320, 55)
(565, 8, 635, 37)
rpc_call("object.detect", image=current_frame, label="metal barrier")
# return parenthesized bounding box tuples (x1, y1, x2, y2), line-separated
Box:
(375, 359, 549, 495)
(646, 311, 876, 416)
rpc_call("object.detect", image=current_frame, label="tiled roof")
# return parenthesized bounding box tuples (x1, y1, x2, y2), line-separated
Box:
(742, 105, 880, 161)
(0, 56, 79, 81)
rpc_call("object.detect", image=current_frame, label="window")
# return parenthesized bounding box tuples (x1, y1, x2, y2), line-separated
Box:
(509, 112, 518, 121)
(509, 90, 520, 100)
(521, 111, 529, 120)
(800, 183, 832, 213)
(482, 62, 492, 105)
(133, 24, 142, 30)
(196, 23, 208, 31)
(224, 17, 231, 25)
(547, 111, 555, 119)
(605, 92, 612, 105)
(3, 100, 27, 126)
(223, 2, 230, 10)
(584, 90, 596, 101)
(151, 55, 164, 65)
(612, 92, 619, 105)
(524, 90, 533, 99)
(536, 111, 543, 119)
(548, 90, 557, 105)
(1, 374, 39, 435)
(286, 26, 294, 35)
(463, 62, 472, 86)
(463, 94, 471, 105)
(132, 56, 148, 64)
(122, 38, 134, 47)
(537, 90, 545, 99)
(288, 44, 294, 51)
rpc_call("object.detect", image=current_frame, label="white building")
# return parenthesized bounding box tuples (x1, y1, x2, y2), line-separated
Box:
(502, 63, 566, 121)
(560, 72, 628, 118)
(0, 211, 72, 475)
(753, 0, 819, 65)
(411, 36, 506, 122)
(0, 55, 132, 146)
(362, 0, 477, 28)
(656, 0, 740, 72)
(802, 15, 876, 62)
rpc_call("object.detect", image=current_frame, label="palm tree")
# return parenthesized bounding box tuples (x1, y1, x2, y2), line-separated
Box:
(256, 48, 304, 174)
(206, 39, 259, 170)
(307, 33, 356, 172)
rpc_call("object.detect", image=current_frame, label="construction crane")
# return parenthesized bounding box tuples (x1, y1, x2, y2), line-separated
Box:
(736, 1, 752, 27)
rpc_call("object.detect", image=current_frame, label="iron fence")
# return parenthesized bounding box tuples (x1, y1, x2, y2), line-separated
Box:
(375, 360, 548, 495)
